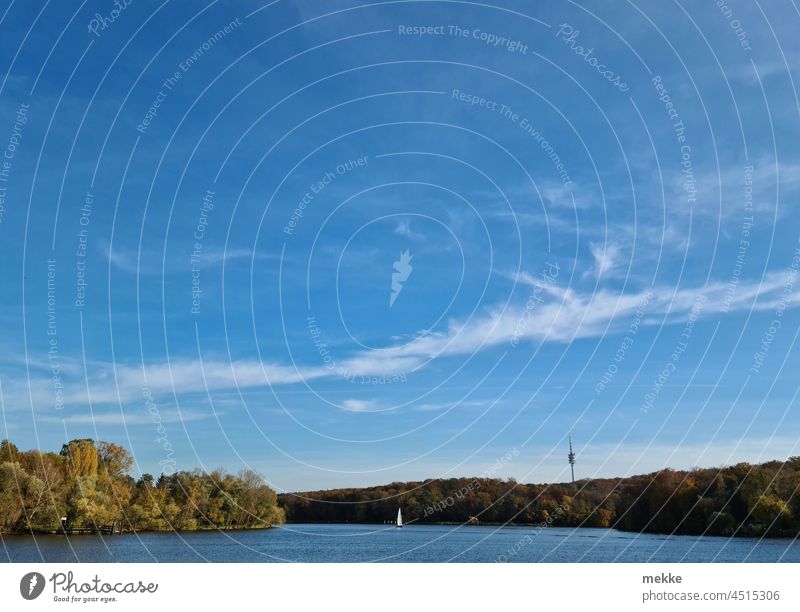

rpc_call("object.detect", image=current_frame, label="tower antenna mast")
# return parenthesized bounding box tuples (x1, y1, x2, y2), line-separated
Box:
(568, 433, 576, 483)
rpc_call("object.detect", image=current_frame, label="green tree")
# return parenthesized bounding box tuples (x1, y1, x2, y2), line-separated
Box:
(61, 439, 99, 478)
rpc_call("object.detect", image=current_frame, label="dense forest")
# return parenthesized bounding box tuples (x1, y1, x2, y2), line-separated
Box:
(3, 436, 798, 538)
(0, 438, 284, 534)
(280, 458, 800, 538)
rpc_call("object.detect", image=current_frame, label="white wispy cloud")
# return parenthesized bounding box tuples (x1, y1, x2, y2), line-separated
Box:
(730, 59, 795, 84)
(412, 400, 487, 412)
(588, 242, 623, 279)
(393, 219, 423, 239)
(105, 243, 143, 274)
(668, 158, 800, 219)
(105, 244, 272, 274)
(7, 270, 797, 410)
(341, 399, 379, 412)
(350, 269, 795, 368)
(37, 409, 212, 426)
(201, 248, 277, 265)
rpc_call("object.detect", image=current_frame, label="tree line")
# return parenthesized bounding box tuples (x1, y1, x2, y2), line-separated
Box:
(3, 436, 797, 538)
(0, 438, 284, 534)
(280, 458, 800, 537)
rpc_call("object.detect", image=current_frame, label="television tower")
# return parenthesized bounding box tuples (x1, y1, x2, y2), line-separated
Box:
(568, 433, 576, 483)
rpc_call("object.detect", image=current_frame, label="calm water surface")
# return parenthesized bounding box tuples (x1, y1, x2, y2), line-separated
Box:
(2, 525, 798, 562)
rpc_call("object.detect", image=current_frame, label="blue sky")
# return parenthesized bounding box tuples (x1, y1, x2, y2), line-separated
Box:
(1, 0, 799, 491)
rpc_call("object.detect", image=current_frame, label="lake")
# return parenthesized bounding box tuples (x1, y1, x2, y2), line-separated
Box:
(2, 525, 798, 562)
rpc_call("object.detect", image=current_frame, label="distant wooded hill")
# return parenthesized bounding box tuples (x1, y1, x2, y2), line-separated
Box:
(3, 436, 797, 538)
(279, 459, 800, 537)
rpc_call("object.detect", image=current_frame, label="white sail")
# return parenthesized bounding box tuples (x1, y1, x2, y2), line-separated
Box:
(396, 508, 403, 527)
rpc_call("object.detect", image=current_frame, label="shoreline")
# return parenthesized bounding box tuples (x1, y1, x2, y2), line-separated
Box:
(3, 523, 796, 541)
(0, 524, 278, 537)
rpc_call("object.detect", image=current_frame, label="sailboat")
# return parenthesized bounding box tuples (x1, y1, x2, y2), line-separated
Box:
(396, 508, 403, 528)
